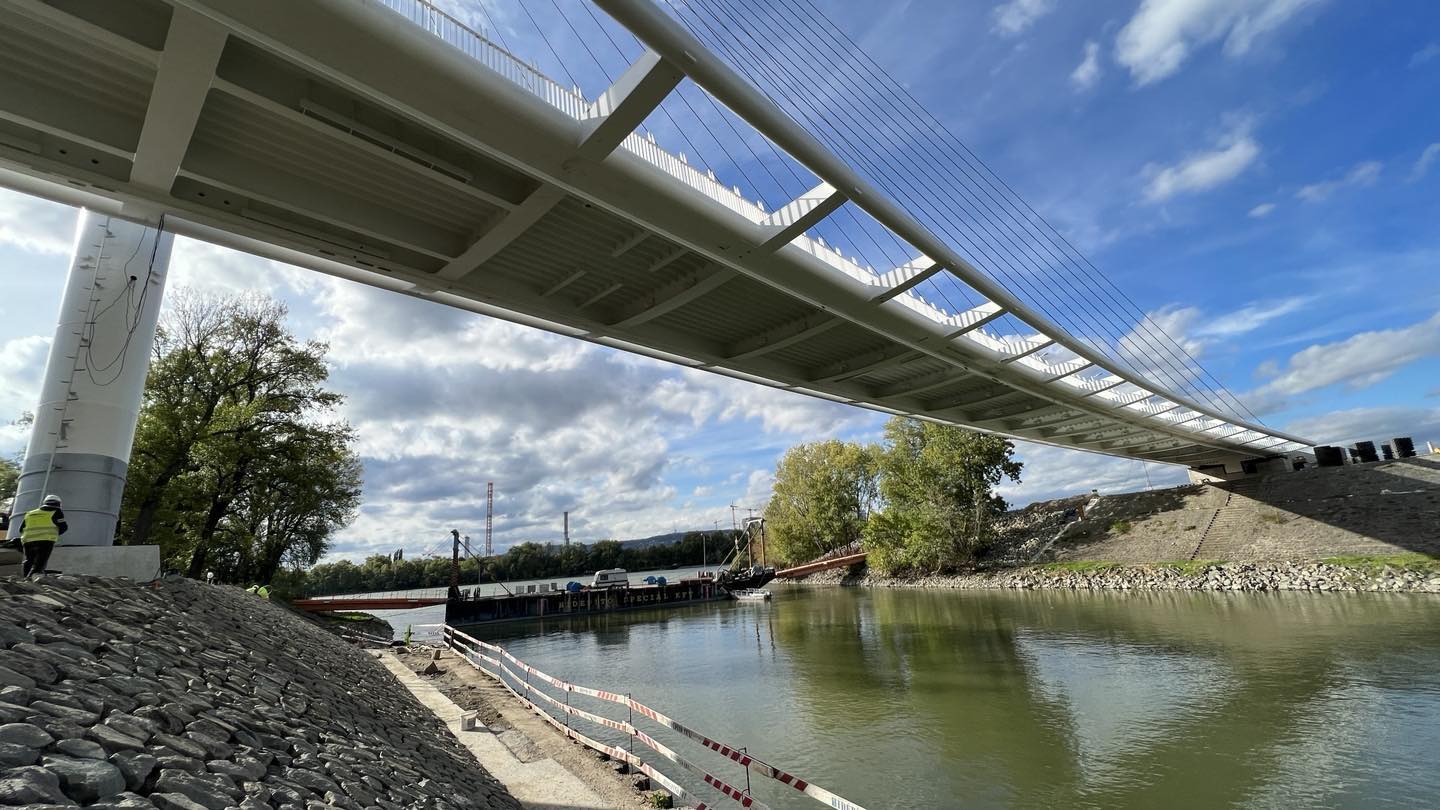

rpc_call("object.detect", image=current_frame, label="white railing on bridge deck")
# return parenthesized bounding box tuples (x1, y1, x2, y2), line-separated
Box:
(444, 625, 868, 810)
(376, 0, 1310, 458)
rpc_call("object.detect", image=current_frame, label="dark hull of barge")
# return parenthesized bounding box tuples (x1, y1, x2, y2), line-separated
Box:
(445, 578, 725, 626)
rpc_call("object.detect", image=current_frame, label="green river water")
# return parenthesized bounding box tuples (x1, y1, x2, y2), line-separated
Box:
(448, 585, 1440, 809)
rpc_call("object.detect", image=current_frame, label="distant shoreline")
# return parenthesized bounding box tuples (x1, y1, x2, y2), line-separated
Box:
(782, 557, 1440, 594)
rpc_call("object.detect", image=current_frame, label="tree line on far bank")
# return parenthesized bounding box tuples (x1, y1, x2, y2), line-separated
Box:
(764, 418, 1022, 575)
(290, 530, 736, 597)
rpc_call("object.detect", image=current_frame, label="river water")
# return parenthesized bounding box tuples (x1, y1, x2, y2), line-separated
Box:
(448, 584, 1440, 809)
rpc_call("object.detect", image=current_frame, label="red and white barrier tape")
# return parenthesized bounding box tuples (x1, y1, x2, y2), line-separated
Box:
(450, 644, 720, 809)
(444, 626, 866, 810)
(450, 639, 763, 809)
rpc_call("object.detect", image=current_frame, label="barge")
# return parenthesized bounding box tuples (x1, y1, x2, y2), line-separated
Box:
(445, 575, 725, 626)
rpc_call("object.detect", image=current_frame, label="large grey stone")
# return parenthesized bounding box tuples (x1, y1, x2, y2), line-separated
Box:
(0, 764, 70, 805)
(87, 724, 146, 754)
(0, 652, 57, 686)
(151, 752, 204, 774)
(153, 771, 235, 810)
(88, 792, 158, 809)
(0, 740, 40, 767)
(103, 713, 156, 743)
(42, 753, 127, 804)
(30, 700, 99, 726)
(284, 767, 338, 795)
(0, 703, 27, 724)
(23, 714, 85, 742)
(206, 758, 264, 781)
(149, 793, 210, 810)
(149, 733, 206, 760)
(110, 750, 158, 791)
(51, 737, 108, 759)
(0, 722, 52, 748)
(183, 719, 230, 741)
(0, 667, 34, 691)
(181, 732, 231, 760)
(0, 623, 36, 649)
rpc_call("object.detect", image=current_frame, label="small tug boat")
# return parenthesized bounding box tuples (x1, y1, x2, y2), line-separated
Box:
(730, 588, 772, 601)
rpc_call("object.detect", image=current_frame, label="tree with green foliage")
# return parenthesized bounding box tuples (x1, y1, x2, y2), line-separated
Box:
(863, 418, 1022, 575)
(764, 439, 878, 566)
(0, 454, 17, 504)
(118, 291, 362, 581)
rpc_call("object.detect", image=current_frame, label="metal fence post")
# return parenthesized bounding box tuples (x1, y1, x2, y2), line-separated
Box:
(742, 746, 752, 795)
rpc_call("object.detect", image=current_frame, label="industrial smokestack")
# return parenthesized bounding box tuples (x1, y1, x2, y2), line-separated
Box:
(564, 511, 570, 546)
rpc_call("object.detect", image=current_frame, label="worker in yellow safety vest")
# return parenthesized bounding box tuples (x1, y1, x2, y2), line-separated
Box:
(19, 494, 68, 577)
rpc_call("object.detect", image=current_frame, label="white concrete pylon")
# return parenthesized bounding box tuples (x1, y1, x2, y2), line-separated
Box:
(9, 212, 173, 546)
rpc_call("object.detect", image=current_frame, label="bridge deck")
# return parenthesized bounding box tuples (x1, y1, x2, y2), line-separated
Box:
(0, 0, 1310, 468)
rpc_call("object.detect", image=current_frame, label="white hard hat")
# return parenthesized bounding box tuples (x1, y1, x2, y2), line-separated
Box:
(42, 494, 62, 506)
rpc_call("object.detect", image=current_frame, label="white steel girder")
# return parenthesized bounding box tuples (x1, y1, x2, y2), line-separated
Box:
(0, 0, 1314, 469)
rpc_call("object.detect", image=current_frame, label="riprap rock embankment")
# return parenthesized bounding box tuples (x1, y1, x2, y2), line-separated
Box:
(0, 575, 521, 809)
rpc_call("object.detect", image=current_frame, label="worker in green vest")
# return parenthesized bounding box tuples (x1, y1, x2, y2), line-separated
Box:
(19, 494, 67, 577)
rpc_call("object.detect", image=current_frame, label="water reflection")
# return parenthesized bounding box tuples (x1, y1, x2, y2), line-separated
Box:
(459, 587, 1440, 809)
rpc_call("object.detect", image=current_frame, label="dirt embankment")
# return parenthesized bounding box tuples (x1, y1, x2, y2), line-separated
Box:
(795, 457, 1440, 594)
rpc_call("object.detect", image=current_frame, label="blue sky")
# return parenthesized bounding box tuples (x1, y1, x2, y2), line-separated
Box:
(1, 0, 1438, 561)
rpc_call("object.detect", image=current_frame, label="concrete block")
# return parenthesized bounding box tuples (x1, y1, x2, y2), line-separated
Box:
(45, 546, 161, 581)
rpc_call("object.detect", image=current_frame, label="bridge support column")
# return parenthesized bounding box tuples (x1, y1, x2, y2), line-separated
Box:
(9, 211, 173, 546)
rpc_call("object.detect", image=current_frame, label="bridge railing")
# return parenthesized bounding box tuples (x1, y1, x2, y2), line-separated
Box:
(377, 0, 767, 225)
(376, 0, 1311, 459)
(443, 625, 868, 810)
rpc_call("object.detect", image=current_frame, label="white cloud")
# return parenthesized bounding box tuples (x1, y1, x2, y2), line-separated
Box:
(1116, 0, 1321, 86)
(0, 188, 76, 256)
(1295, 160, 1382, 202)
(1071, 40, 1103, 90)
(1285, 405, 1440, 448)
(0, 335, 50, 454)
(1251, 311, 1440, 402)
(1409, 144, 1440, 183)
(1201, 297, 1307, 338)
(1122, 304, 1207, 362)
(286, 274, 878, 559)
(1116, 297, 1308, 399)
(168, 237, 318, 298)
(1249, 202, 1277, 217)
(1143, 121, 1260, 202)
(998, 442, 1189, 506)
(992, 0, 1055, 36)
(1411, 42, 1440, 68)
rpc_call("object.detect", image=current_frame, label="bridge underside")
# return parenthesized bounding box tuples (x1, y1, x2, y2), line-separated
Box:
(0, 0, 1308, 470)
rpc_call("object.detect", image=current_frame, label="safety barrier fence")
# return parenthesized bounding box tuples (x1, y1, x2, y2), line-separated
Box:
(442, 625, 866, 810)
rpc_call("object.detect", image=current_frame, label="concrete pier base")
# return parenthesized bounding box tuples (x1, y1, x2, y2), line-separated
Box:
(9, 212, 172, 546)
(0, 544, 160, 580)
